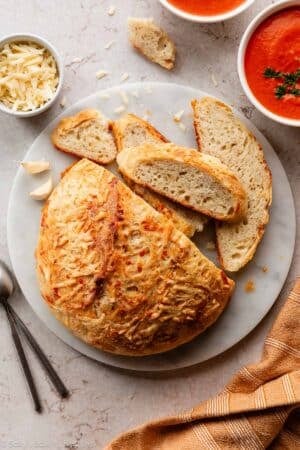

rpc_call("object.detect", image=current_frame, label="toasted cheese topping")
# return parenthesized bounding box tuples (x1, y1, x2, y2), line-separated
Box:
(0, 41, 59, 111)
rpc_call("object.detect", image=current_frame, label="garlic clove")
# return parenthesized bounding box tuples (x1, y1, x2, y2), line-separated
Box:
(21, 160, 50, 174)
(29, 177, 53, 201)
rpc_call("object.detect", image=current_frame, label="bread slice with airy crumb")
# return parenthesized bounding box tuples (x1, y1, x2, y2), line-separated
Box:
(112, 113, 168, 151)
(128, 18, 176, 70)
(192, 97, 272, 272)
(112, 114, 207, 237)
(51, 109, 117, 164)
(117, 143, 248, 223)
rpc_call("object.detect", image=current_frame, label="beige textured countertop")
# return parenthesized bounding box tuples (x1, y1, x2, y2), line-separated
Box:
(0, 1, 299, 449)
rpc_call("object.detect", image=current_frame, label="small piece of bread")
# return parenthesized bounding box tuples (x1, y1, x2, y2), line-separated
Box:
(192, 97, 272, 272)
(128, 18, 176, 70)
(117, 143, 248, 222)
(112, 114, 207, 237)
(51, 109, 117, 164)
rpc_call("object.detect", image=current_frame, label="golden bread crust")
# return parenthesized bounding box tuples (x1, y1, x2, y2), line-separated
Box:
(36, 159, 234, 356)
(112, 113, 168, 152)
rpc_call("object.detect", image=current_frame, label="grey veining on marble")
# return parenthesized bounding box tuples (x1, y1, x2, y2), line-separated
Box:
(0, 1, 299, 449)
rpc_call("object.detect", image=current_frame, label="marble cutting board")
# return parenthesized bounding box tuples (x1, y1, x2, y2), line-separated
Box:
(7, 82, 296, 372)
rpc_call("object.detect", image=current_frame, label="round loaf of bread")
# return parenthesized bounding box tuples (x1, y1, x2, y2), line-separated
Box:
(36, 159, 234, 356)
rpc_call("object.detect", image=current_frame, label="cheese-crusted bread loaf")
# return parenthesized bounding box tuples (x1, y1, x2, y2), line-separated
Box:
(51, 109, 117, 164)
(192, 97, 272, 272)
(117, 143, 248, 222)
(36, 159, 234, 356)
(112, 114, 207, 237)
(128, 18, 176, 70)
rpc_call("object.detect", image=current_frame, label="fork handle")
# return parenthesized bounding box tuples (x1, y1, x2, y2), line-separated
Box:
(4, 304, 42, 412)
(7, 303, 69, 398)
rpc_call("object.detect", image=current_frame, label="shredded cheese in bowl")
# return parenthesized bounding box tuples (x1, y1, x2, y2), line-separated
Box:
(0, 41, 59, 112)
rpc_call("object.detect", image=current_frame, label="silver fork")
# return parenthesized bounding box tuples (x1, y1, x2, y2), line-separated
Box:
(0, 260, 69, 412)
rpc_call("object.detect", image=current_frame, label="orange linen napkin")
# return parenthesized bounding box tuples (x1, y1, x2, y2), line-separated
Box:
(105, 279, 300, 450)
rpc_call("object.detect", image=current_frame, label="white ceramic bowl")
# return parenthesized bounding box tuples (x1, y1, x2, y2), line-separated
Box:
(238, 0, 300, 127)
(0, 33, 63, 118)
(159, 0, 255, 23)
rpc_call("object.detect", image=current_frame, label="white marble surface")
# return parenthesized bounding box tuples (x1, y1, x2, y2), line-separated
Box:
(0, 1, 299, 449)
(7, 82, 296, 372)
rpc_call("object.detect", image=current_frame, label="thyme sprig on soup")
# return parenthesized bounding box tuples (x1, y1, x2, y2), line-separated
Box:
(245, 7, 300, 120)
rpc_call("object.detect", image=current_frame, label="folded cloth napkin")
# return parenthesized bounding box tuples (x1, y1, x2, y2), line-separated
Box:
(105, 279, 300, 450)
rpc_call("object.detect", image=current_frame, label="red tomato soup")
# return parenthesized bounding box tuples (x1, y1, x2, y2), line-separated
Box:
(168, 0, 245, 16)
(245, 7, 300, 120)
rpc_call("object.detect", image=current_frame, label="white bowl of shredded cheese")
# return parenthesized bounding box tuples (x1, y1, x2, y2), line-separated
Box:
(0, 33, 63, 117)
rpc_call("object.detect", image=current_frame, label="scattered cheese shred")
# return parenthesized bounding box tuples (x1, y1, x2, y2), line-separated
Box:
(71, 57, 82, 64)
(142, 110, 152, 121)
(211, 73, 218, 87)
(0, 41, 58, 112)
(108, 6, 116, 16)
(96, 70, 108, 80)
(178, 122, 186, 132)
(99, 92, 110, 99)
(245, 280, 255, 293)
(120, 72, 129, 82)
(173, 109, 184, 123)
(60, 95, 66, 107)
(119, 90, 129, 105)
(105, 40, 115, 50)
(114, 105, 126, 114)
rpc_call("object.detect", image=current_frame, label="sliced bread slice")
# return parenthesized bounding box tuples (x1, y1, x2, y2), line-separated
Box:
(192, 97, 272, 272)
(128, 18, 176, 70)
(51, 109, 117, 164)
(117, 143, 248, 222)
(112, 114, 207, 237)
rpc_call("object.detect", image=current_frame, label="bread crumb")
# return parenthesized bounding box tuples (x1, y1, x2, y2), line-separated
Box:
(105, 40, 115, 50)
(120, 72, 129, 82)
(96, 70, 108, 80)
(119, 90, 129, 105)
(178, 122, 186, 132)
(173, 109, 184, 123)
(71, 57, 82, 63)
(145, 86, 153, 94)
(262, 266, 268, 273)
(245, 280, 255, 293)
(107, 6, 116, 16)
(211, 73, 218, 87)
(142, 109, 152, 121)
(60, 96, 67, 108)
(132, 90, 139, 98)
(206, 241, 216, 251)
(114, 105, 126, 114)
(99, 92, 110, 99)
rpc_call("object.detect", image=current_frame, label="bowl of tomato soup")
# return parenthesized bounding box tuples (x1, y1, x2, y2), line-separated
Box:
(238, 0, 300, 126)
(159, 0, 255, 23)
